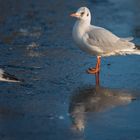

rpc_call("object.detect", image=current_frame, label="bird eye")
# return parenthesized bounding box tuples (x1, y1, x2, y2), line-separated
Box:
(81, 12, 85, 16)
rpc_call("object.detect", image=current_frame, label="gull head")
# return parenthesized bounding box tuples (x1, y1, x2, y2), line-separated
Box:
(70, 7, 91, 21)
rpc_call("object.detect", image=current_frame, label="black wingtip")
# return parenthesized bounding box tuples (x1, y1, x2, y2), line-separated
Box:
(2, 71, 22, 82)
(135, 44, 140, 50)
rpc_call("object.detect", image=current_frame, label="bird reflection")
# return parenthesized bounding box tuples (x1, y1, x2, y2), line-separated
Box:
(69, 74, 136, 131)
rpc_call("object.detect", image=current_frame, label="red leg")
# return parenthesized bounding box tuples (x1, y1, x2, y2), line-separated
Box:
(87, 56, 101, 74)
(95, 72, 100, 86)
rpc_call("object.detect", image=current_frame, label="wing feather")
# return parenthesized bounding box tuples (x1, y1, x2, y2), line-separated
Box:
(82, 26, 135, 55)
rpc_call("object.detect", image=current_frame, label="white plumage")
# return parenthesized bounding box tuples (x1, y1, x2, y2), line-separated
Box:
(72, 7, 140, 57)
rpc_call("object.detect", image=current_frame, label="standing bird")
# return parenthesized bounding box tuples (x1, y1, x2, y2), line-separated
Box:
(71, 7, 140, 74)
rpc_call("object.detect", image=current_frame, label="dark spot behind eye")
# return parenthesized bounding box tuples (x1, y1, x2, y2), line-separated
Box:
(87, 13, 89, 16)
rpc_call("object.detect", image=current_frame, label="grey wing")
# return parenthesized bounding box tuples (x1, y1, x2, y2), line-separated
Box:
(120, 37, 134, 41)
(83, 26, 135, 55)
(82, 33, 104, 55)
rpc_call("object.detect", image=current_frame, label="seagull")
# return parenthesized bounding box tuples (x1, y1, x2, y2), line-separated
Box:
(71, 7, 140, 74)
(0, 69, 20, 82)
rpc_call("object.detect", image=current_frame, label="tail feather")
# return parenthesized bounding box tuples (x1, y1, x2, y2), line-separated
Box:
(127, 50, 140, 55)
(118, 49, 140, 55)
(120, 41, 140, 55)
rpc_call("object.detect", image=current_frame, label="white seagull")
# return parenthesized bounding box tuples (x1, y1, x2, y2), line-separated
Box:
(71, 7, 140, 74)
(0, 69, 20, 82)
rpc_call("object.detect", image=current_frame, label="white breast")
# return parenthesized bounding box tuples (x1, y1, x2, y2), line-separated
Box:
(72, 21, 97, 54)
(72, 21, 84, 47)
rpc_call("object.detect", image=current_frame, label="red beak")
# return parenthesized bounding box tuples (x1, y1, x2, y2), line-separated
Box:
(70, 13, 80, 18)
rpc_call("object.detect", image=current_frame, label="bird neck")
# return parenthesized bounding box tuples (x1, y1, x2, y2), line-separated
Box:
(76, 19, 90, 28)
(74, 19, 90, 35)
